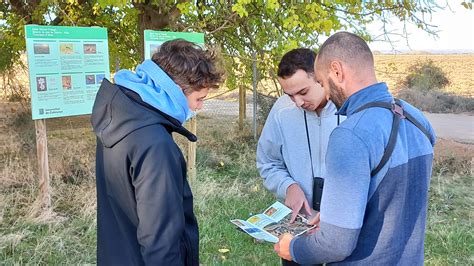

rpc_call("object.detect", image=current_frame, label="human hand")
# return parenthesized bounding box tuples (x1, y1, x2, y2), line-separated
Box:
(305, 211, 321, 235)
(274, 233, 293, 261)
(285, 184, 312, 223)
(308, 211, 320, 226)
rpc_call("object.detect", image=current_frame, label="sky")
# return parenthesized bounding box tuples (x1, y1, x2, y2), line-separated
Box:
(365, 2, 474, 52)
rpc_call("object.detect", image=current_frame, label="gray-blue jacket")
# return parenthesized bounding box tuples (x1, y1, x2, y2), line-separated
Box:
(290, 82, 436, 265)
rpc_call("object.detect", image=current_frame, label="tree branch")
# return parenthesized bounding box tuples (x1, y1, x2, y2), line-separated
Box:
(8, 0, 41, 24)
(320, 2, 405, 17)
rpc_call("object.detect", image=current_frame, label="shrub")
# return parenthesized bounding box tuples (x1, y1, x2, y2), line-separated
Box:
(396, 88, 474, 113)
(402, 59, 450, 91)
(433, 139, 473, 176)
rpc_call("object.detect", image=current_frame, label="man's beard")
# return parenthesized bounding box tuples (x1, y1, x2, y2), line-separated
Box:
(328, 77, 346, 109)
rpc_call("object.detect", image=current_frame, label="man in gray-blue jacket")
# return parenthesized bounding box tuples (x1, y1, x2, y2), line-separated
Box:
(275, 32, 436, 265)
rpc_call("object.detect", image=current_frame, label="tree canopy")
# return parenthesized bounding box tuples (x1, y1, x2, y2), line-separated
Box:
(0, 0, 462, 97)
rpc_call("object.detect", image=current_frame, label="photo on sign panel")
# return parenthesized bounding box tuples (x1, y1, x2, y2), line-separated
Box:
(36, 76, 47, 91)
(83, 44, 97, 54)
(34, 44, 50, 54)
(96, 74, 105, 84)
(85, 75, 95, 85)
(60, 43, 74, 54)
(62, 76, 72, 90)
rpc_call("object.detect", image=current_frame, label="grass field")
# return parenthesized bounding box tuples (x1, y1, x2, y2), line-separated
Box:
(374, 54, 474, 97)
(0, 112, 472, 265)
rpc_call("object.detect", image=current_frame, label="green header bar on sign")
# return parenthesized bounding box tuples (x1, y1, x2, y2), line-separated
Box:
(25, 25, 108, 40)
(144, 30, 204, 44)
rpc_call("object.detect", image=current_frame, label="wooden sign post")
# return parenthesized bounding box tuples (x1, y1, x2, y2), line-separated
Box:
(187, 116, 197, 183)
(34, 119, 51, 211)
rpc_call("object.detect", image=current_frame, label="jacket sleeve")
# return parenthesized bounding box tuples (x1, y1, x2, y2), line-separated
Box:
(290, 127, 371, 264)
(131, 141, 185, 264)
(257, 105, 296, 200)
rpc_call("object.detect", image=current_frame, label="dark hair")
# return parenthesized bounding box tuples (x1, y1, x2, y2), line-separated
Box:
(318, 31, 374, 69)
(152, 39, 224, 91)
(277, 48, 316, 78)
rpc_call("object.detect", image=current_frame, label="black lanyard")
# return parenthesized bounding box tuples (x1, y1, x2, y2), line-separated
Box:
(303, 111, 340, 178)
(303, 111, 315, 178)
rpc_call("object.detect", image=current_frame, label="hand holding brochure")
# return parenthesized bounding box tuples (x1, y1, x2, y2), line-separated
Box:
(230, 201, 316, 243)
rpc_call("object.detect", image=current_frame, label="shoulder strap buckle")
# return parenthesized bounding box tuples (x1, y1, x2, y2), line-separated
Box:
(392, 102, 405, 119)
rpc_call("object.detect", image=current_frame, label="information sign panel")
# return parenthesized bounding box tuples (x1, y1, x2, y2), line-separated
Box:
(25, 25, 110, 119)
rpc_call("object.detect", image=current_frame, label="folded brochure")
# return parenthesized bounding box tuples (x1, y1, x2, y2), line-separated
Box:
(231, 201, 315, 243)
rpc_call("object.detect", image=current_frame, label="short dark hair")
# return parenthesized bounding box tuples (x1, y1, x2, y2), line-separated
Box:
(317, 32, 374, 70)
(277, 48, 316, 78)
(152, 39, 224, 91)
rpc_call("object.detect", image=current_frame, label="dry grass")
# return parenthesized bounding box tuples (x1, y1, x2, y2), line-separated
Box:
(374, 54, 474, 97)
(396, 88, 474, 113)
(433, 139, 473, 176)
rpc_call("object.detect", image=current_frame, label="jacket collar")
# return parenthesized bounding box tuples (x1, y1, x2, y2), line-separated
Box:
(336, 82, 393, 117)
(304, 100, 338, 118)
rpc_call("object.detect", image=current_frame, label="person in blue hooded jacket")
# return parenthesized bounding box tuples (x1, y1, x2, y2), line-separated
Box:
(91, 39, 223, 266)
(274, 32, 436, 265)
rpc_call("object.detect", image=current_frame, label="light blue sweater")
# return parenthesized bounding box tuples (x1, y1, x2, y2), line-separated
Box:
(257, 95, 341, 204)
(290, 82, 436, 265)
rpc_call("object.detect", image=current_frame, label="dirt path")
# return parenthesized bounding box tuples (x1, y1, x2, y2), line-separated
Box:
(203, 100, 474, 144)
(424, 113, 474, 144)
(0, 101, 472, 145)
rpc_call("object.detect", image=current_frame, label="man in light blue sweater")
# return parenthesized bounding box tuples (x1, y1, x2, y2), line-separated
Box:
(274, 32, 436, 265)
(257, 48, 341, 266)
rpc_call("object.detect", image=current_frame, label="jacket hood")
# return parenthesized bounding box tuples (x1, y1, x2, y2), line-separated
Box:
(91, 78, 197, 148)
(113, 60, 191, 124)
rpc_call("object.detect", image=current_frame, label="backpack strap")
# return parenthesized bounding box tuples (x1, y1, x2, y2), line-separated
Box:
(402, 110, 432, 141)
(355, 99, 430, 177)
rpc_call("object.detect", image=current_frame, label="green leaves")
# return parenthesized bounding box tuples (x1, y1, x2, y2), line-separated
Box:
(97, 0, 128, 8)
(266, 0, 280, 10)
(177, 2, 195, 15)
(0, 1, 446, 97)
(231, 1, 250, 17)
(461, 1, 473, 9)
